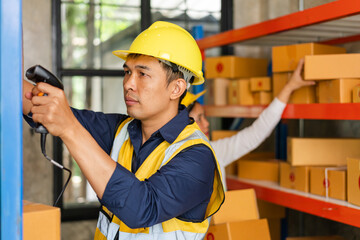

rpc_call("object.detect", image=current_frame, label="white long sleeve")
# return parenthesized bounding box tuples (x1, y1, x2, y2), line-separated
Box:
(210, 98, 286, 188)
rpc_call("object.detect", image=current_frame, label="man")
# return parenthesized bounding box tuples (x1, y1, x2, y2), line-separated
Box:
(23, 21, 224, 240)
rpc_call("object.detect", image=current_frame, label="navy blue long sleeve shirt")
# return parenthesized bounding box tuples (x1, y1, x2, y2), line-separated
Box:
(24, 106, 216, 228)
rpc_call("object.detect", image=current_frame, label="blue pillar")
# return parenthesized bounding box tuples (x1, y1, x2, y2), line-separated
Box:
(0, 0, 23, 239)
(192, 25, 205, 104)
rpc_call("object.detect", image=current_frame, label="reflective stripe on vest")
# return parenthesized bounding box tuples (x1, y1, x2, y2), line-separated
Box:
(95, 118, 225, 240)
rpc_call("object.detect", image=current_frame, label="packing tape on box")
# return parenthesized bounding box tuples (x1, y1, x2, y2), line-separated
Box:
(324, 166, 347, 200)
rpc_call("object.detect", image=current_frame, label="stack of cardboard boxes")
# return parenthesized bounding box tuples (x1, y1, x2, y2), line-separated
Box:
(304, 53, 360, 103)
(283, 137, 360, 201)
(204, 43, 360, 105)
(205, 56, 269, 106)
(205, 189, 271, 240)
(205, 43, 360, 239)
(272, 43, 346, 103)
(211, 131, 284, 240)
(210, 132, 360, 238)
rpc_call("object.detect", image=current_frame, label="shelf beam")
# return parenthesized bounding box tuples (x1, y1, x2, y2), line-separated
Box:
(205, 103, 360, 120)
(319, 33, 360, 45)
(197, 0, 360, 50)
(282, 103, 360, 120)
(227, 177, 360, 228)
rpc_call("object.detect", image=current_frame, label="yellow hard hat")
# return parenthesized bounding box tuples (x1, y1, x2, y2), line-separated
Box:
(112, 21, 204, 85)
(181, 90, 207, 107)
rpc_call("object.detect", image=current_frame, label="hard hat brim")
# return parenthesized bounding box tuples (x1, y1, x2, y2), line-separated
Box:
(112, 50, 204, 85)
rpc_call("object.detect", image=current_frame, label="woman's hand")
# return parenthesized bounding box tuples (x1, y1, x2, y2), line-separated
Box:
(277, 58, 316, 103)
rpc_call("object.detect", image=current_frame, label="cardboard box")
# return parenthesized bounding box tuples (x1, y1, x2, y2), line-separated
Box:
(347, 158, 360, 206)
(257, 199, 286, 219)
(23, 200, 61, 240)
(290, 85, 316, 104)
(206, 219, 271, 240)
(238, 79, 255, 105)
(318, 79, 360, 103)
(205, 56, 268, 79)
(211, 189, 259, 225)
(310, 167, 347, 200)
(305, 53, 360, 80)
(230, 152, 276, 177)
(211, 130, 238, 141)
(272, 72, 316, 104)
(228, 79, 239, 105)
(228, 79, 254, 105)
(257, 200, 285, 240)
(272, 43, 346, 73)
(287, 137, 360, 166)
(250, 77, 272, 92)
(238, 159, 280, 183)
(280, 162, 310, 192)
(286, 236, 344, 240)
(206, 78, 229, 105)
(272, 73, 290, 97)
(254, 91, 273, 105)
(352, 84, 360, 103)
(241, 152, 276, 160)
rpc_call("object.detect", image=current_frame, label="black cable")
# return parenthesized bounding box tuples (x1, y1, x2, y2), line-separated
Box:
(40, 133, 72, 207)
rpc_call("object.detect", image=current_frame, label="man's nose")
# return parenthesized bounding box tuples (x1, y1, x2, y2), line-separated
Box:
(123, 73, 136, 91)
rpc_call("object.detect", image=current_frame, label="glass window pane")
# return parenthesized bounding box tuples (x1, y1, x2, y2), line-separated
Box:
(186, 0, 221, 12)
(151, 0, 185, 10)
(62, 76, 126, 208)
(61, 2, 140, 69)
(99, 0, 140, 7)
(151, 0, 221, 38)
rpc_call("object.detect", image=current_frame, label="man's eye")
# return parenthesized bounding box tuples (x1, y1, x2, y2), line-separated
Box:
(124, 70, 131, 75)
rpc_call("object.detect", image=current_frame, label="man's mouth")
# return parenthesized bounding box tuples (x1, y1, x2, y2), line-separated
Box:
(125, 94, 139, 106)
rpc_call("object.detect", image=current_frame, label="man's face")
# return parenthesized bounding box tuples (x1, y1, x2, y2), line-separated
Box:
(123, 55, 172, 121)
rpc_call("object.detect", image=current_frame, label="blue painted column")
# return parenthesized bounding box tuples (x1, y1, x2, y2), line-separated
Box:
(0, 0, 23, 239)
(192, 25, 205, 104)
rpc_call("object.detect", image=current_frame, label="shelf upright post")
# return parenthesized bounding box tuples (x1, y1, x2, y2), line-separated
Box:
(0, 0, 23, 239)
(192, 25, 205, 104)
(275, 120, 288, 160)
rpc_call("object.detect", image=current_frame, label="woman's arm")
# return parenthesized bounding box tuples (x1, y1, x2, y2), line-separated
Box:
(211, 59, 315, 167)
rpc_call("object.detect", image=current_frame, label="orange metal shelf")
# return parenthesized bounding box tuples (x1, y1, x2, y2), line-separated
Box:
(204, 105, 267, 118)
(201, 0, 360, 230)
(197, 0, 360, 50)
(282, 103, 360, 120)
(205, 103, 360, 120)
(227, 177, 360, 228)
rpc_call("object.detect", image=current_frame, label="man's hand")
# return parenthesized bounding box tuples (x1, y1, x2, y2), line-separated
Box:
(27, 82, 78, 139)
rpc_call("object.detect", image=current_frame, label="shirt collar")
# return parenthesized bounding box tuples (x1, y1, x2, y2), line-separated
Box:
(158, 105, 191, 144)
(128, 105, 191, 145)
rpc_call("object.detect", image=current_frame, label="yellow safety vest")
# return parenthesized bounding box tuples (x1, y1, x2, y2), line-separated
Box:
(94, 117, 224, 240)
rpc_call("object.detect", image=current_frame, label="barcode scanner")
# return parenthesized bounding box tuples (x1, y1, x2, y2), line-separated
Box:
(25, 65, 71, 207)
(26, 65, 64, 134)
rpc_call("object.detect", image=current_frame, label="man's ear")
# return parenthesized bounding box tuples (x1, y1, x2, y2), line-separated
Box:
(170, 78, 187, 100)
